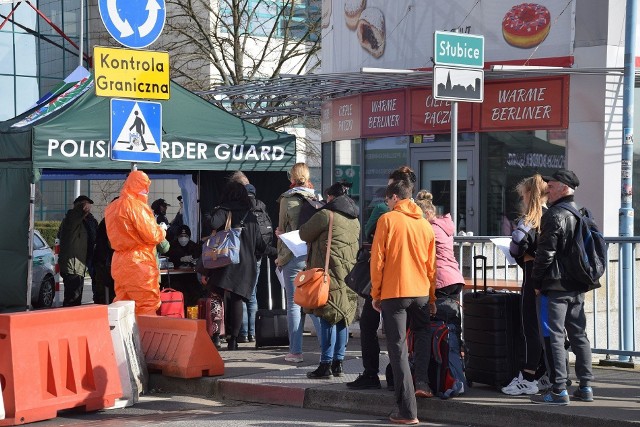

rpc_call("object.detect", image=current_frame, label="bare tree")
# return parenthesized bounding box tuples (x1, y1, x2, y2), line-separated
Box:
(161, 0, 321, 130)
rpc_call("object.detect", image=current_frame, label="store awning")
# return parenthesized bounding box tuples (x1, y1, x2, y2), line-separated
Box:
(199, 67, 633, 120)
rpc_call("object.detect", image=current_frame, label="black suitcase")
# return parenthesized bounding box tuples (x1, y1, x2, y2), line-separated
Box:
(463, 255, 523, 388)
(255, 258, 289, 348)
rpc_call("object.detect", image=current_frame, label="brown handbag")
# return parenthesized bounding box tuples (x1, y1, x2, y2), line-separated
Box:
(293, 211, 333, 309)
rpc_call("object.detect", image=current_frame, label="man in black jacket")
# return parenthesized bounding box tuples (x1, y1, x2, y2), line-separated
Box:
(530, 169, 594, 405)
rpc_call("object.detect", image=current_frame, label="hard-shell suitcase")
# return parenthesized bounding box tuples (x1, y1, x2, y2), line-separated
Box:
(255, 258, 289, 348)
(198, 292, 225, 337)
(463, 255, 523, 388)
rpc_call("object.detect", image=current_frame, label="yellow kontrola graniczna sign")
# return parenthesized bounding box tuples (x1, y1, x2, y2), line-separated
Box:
(93, 46, 170, 100)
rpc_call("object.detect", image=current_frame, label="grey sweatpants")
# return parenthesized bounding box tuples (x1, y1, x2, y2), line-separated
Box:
(381, 296, 431, 420)
(537, 290, 594, 390)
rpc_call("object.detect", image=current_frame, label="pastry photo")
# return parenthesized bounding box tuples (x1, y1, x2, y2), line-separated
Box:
(345, 0, 366, 30)
(322, 0, 332, 29)
(357, 7, 385, 58)
(502, 3, 551, 48)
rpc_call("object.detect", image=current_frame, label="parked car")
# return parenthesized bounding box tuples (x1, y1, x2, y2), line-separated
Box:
(32, 230, 56, 308)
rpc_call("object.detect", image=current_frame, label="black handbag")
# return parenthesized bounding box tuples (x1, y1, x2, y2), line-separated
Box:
(345, 246, 372, 298)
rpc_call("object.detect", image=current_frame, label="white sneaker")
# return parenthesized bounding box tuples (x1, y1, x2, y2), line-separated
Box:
(501, 372, 539, 395)
(537, 374, 552, 392)
(284, 353, 304, 363)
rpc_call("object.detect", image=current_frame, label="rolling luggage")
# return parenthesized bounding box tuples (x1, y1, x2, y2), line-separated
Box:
(198, 292, 225, 337)
(463, 255, 523, 388)
(255, 258, 289, 348)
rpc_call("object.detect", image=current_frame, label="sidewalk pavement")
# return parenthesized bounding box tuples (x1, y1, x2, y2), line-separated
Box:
(149, 333, 640, 427)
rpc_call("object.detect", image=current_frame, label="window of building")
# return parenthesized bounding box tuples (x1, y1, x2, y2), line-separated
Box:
(479, 130, 566, 235)
(0, 0, 87, 120)
(334, 138, 361, 209)
(218, 0, 320, 41)
(362, 136, 409, 236)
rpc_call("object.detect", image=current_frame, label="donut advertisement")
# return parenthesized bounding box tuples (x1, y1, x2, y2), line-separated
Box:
(322, 0, 575, 74)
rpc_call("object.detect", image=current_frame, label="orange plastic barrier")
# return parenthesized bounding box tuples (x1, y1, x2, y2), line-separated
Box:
(137, 316, 224, 378)
(0, 305, 122, 426)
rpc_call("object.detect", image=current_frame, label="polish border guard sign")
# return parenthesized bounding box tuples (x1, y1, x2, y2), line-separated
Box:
(99, 0, 166, 49)
(110, 98, 162, 163)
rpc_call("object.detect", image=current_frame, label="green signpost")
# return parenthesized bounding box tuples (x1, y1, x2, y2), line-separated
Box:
(433, 31, 484, 68)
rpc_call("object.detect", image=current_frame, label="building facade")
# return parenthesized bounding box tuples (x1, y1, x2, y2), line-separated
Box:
(320, 0, 640, 236)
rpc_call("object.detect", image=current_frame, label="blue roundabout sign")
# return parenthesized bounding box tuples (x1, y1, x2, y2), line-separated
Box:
(98, 0, 166, 49)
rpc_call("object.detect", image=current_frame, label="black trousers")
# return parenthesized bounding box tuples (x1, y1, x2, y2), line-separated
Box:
(521, 261, 545, 374)
(360, 296, 381, 375)
(61, 273, 84, 307)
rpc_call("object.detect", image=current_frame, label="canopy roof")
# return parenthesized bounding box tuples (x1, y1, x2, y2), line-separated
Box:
(1, 73, 296, 172)
(0, 72, 295, 311)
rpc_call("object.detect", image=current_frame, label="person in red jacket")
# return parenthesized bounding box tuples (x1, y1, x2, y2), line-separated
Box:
(105, 170, 166, 315)
(371, 179, 437, 425)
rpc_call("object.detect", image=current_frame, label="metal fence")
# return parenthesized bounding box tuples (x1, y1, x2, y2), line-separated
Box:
(454, 236, 640, 360)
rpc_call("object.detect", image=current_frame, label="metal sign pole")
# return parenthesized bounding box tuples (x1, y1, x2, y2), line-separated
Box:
(451, 101, 458, 232)
(619, 0, 637, 362)
(26, 183, 36, 310)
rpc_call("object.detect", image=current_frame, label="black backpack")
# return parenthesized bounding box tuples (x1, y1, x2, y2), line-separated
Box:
(252, 199, 274, 247)
(295, 193, 325, 227)
(557, 203, 606, 291)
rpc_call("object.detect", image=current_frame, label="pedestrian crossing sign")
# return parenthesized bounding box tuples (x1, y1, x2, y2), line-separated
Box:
(110, 98, 162, 163)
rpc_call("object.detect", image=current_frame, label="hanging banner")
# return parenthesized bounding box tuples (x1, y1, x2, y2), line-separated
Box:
(322, 0, 575, 73)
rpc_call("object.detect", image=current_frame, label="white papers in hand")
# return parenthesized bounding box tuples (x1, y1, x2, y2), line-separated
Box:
(490, 237, 517, 265)
(275, 266, 286, 289)
(279, 230, 308, 258)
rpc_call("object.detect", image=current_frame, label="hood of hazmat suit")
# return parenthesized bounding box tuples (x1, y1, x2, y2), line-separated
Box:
(105, 170, 166, 315)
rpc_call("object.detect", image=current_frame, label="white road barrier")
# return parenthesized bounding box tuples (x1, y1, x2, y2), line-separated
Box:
(106, 301, 148, 409)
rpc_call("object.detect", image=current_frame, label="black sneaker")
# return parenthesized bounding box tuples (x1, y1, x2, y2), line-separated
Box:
(346, 373, 381, 389)
(237, 335, 249, 343)
(247, 334, 255, 342)
(331, 360, 344, 377)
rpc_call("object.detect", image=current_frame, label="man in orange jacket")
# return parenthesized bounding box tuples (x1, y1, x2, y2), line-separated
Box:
(370, 179, 437, 425)
(105, 170, 167, 315)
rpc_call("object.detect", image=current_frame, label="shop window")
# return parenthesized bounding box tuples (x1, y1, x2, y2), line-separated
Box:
(363, 136, 409, 238)
(480, 130, 566, 235)
(333, 138, 361, 213)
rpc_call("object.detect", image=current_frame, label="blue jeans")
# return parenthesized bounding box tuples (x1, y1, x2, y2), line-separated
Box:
(319, 317, 349, 363)
(241, 259, 262, 337)
(283, 255, 306, 354)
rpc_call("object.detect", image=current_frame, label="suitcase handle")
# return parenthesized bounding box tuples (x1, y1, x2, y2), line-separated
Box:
(473, 255, 487, 294)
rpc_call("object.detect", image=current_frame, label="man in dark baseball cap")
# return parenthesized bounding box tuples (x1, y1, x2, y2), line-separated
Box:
(542, 169, 580, 189)
(73, 195, 94, 205)
(151, 198, 170, 225)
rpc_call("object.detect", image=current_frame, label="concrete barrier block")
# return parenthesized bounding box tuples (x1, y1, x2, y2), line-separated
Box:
(0, 381, 4, 420)
(107, 301, 148, 409)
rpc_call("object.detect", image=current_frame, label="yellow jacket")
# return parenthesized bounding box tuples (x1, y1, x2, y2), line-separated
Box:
(370, 199, 437, 301)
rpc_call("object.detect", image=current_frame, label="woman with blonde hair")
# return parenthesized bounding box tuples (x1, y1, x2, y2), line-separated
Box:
(502, 174, 550, 395)
(275, 162, 322, 362)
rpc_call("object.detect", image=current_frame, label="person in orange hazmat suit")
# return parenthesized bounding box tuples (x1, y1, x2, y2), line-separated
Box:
(105, 170, 167, 315)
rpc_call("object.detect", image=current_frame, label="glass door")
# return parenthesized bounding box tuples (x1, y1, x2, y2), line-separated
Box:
(411, 147, 477, 234)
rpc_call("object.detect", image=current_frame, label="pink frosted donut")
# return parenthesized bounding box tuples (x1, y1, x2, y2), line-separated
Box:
(502, 3, 551, 48)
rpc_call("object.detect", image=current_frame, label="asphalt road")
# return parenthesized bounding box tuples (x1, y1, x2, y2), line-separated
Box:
(31, 395, 466, 427)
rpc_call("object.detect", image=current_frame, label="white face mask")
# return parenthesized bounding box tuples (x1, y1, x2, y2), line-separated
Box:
(178, 236, 190, 247)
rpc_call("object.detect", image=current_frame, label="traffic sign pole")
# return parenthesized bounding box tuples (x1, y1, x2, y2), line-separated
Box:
(451, 102, 458, 232)
(433, 31, 484, 233)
